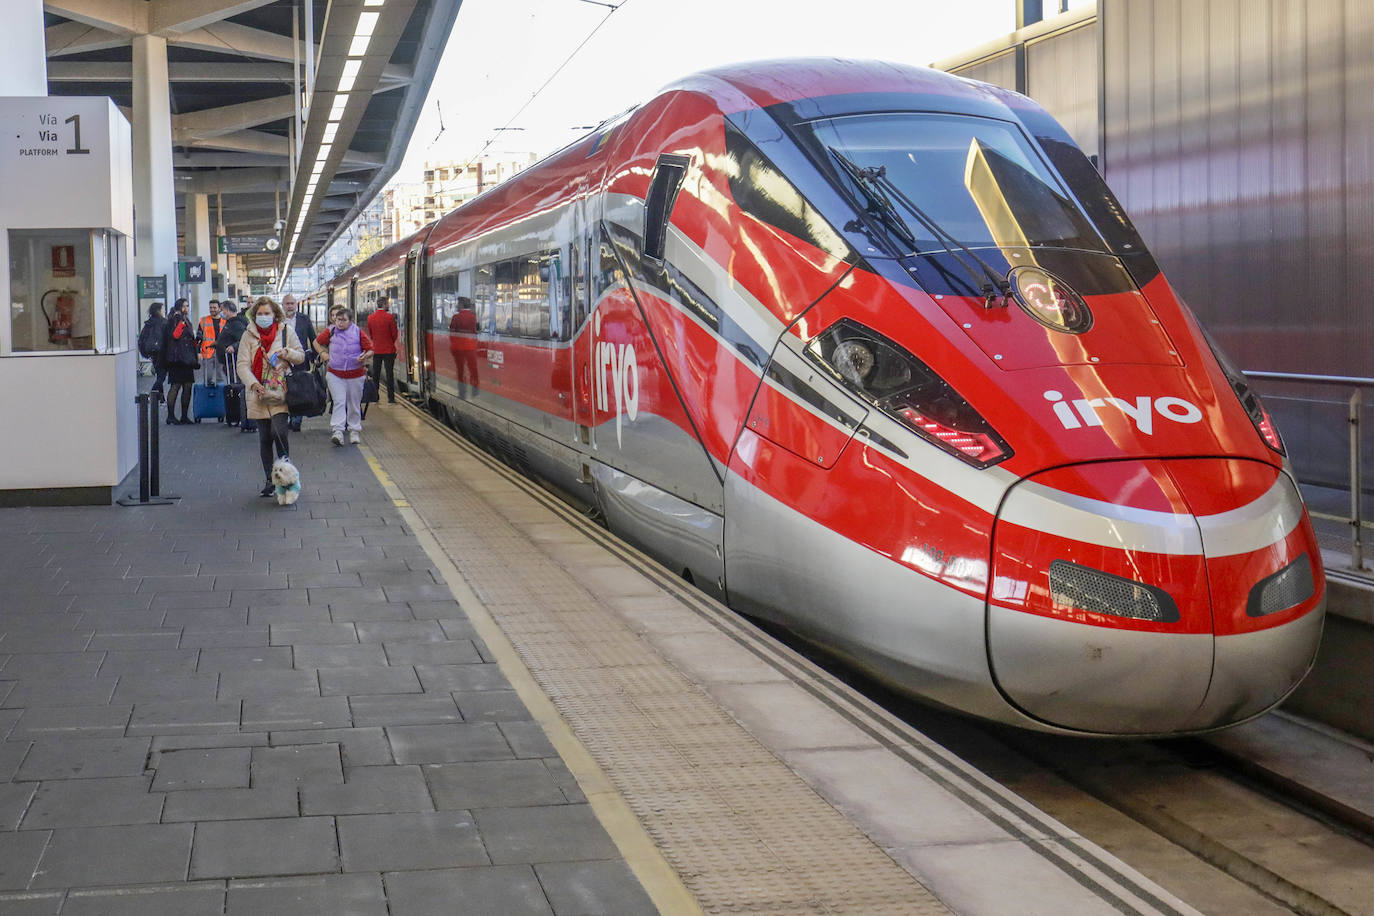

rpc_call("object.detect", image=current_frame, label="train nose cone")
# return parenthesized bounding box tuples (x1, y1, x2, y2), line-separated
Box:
(987, 459, 1323, 735)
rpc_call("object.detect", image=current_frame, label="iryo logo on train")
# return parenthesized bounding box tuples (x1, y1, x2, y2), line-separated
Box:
(593, 311, 639, 447)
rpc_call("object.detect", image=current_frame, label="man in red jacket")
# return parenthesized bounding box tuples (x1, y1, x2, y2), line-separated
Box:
(366, 297, 399, 403)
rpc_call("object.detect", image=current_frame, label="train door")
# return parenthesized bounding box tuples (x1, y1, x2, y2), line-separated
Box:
(572, 226, 597, 450)
(405, 243, 427, 395)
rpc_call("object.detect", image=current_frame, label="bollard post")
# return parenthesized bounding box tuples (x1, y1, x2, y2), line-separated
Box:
(1352, 389, 1365, 571)
(149, 389, 163, 497)
(118, 389, 180, 506)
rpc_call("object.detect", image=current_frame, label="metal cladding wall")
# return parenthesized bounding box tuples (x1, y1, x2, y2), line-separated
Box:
(1101, 0, 1374, 379)
(1100, 0, 1374, 493)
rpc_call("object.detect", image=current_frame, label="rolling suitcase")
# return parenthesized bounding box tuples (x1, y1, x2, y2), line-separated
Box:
(222, 352, 246, 426)
(191, 361, 226, 423)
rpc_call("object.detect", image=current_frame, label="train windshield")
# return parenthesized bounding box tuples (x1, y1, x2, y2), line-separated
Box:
(801, 112, 1109, 256)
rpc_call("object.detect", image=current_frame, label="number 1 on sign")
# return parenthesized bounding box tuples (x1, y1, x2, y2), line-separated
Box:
(65, 114, 90, 155)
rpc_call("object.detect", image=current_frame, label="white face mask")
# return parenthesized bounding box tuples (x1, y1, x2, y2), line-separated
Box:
(255, 314, 274, 329)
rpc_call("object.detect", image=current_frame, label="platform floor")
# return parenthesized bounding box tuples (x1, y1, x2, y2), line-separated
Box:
(0, 400, 1200, 915)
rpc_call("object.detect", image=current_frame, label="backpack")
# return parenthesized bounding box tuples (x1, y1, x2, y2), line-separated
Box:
(138, 319, 162, 358)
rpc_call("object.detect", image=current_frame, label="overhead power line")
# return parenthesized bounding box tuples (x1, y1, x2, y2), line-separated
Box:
(433, 0, 635, 199)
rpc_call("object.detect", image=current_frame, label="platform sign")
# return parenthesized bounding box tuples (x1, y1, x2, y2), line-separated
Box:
(224, 236, 280, 254)
(138, 275, 168, 299)
(178, 259, 206, 284)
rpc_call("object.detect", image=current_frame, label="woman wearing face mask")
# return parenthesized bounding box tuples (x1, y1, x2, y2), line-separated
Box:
(236, 296, 306, 496)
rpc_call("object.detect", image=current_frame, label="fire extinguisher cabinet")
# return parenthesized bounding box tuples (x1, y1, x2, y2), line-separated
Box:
(0, 97, 137, 505)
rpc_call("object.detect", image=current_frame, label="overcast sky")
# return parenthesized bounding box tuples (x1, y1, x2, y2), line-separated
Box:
(393, 0, 1065, 183)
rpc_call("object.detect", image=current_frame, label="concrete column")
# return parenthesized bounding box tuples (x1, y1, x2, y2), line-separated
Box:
(1, 0, 46, 95)
(132, 35, 177, 305)
(183, 193, 212, 317)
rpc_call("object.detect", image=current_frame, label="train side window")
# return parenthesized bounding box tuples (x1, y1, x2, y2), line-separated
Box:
(474, 264, 494, 333)
(643, 154, 690, 262)
(493, 260, 518, 336)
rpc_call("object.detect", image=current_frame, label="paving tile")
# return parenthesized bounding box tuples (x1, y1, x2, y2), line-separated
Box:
(0, 634, 92, 656)
(0, 652, 105, 679)
(67, 594, 154, 612)
(308, 587, 388, 606)
(295, 645, 388, 669)
(16, 737, 152, 781)
(499, 722, 558, 758)
(320, 667, 422, 697)
(436, 618, 480, 640)
(300, 765, 433, 815)
(387, 724, 513, 764)
(99, 649, 200, 675)
(190, 817, 338, 879)
(269, 728, 393, 767)
(86, 629, 182, 651)
(383, 866, 553, 916)
(74, 610, 166, 631)
(251, 744, 343, 787)
(359, 571, 438, 588)
(272, 623, 359, 646)
(31, 823, 194, 888)
(179, 626, 268, 648)
(534, 860, 657, 916)
(162, 607, 247, 629)
(2, 677, 118, 709)
(349, 694, 461, 727)
(128, 700, 242, 736)
(151, 747, 251, 791)
(474, 805, 619, 865)
(355, 621, 446, 644)
(218, 669, 320, 699)
(197, 647, 294, 671)
(450, 689, 533, 723)
(111, 675, 219, 704)
(9, 705, 133, 739)
(226, 873, 387, 916)
(231, 589, 311, 608)
(60, 882, 225, 916)
(407, 600, 464, 619)
(0, 830, 52, 890)
(327, 602, 414, 622)
(424, 760, 569, 810)
(288, 573, 362, 589)
(138, 576, 218, 593)
(21, 776, 163, 828)
(162, 786, 299, 823)
(241, 697, 352, 731)
(0, 782, 38, 830)
(153, 592, 233, 612)
(382, 642, 482, 666)
(214, 574, 294, 592)
(415, 664, 509, 693)
(339, 811, 486, 872)
(150, 733, 268, 761)
(247, 604, 334, 626)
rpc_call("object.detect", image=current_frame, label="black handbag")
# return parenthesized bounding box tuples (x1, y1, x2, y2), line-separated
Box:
(285, 365, 328, 417)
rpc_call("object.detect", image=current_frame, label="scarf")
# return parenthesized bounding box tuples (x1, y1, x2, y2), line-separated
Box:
(252, 321, 279, 382)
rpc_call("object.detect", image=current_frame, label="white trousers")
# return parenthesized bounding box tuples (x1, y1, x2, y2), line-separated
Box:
(326, 372, 364, 434)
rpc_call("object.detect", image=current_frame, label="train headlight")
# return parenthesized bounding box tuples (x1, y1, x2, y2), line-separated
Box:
(806, 319, 1011, 467)
(1202, 329, 1286, 455)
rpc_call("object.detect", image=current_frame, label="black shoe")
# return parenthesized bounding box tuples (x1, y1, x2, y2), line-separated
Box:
(166, 415, 176, 425)
(288, 420, 302, 432)
(259, 483, 275, 497)
(388, 398, 396, 403)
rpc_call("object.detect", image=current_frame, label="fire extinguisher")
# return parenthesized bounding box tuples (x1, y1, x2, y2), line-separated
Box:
(40, 289, 76, 344)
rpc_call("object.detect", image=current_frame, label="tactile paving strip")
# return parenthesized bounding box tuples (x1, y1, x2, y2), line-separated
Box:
(366, 410, 951, 915)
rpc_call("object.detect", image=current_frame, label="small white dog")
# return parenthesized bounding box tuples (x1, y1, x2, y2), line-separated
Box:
(270, 457, 301, 506)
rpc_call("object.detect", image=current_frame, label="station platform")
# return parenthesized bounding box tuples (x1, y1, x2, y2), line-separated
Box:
(0, 400, 1201, 915)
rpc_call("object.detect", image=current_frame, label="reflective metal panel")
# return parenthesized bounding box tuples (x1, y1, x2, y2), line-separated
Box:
(950, 50, 1018, 91)
(1026, 23, 1099, 159)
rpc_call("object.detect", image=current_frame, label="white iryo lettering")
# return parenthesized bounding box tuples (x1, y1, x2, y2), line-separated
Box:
(1046, 390, 1202, 436)
(592, 327, 640, 448)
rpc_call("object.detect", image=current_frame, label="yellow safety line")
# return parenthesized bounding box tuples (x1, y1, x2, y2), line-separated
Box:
(360, 446, 702, 915)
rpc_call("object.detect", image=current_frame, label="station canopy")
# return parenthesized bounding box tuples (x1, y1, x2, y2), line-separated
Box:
(43, 0, 459, 274)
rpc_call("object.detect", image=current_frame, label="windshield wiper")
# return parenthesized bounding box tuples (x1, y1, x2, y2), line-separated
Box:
(828, 147, 1011, 307)
(827, 147, 919, 253)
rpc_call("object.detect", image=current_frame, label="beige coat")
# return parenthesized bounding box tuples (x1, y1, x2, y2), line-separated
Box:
(236, 321, 306, 419)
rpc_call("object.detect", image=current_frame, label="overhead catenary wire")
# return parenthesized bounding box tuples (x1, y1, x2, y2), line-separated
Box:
(433, 0, 635, 200)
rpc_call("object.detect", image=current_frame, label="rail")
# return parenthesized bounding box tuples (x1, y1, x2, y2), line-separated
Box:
(1245, 371, 1374, 573)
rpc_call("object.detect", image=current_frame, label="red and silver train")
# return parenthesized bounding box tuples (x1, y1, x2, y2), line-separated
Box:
(326, 59, 1325, 735)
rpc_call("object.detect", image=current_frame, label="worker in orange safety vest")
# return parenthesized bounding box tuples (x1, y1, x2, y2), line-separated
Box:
(197, 300, 227, 383)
